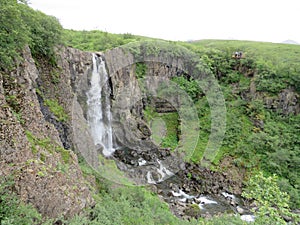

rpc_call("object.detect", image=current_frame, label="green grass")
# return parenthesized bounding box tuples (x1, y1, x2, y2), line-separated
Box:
(143, 106, 179, 150)
(0, 176, 42, 225)
(182, 39, 300, 94)
(25, 130, 71, 164)
(135, 62, 147, 79)
(160, 112, 179, 150)
(44, 99, 69, 122)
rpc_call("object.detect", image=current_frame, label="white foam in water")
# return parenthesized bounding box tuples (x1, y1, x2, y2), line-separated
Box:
(171, 190, 195, 199)
(146, 171, 156, 184)
(196, 196, 218, 209)
(222, 192, 236, 199)
(240, 215, 255, 222)
(171, 191, 182, 197)
(171, 189, 195, 203)
(156, 159, 173, 182)
(178, 198, 187, 202)
(87, 54, 114, 156)
(138, 158, 147, 166)
(146, 160, 174, 184)
(196, 196, 218, 204)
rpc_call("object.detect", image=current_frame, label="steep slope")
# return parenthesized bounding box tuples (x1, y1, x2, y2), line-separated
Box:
(0, 46, 93, 218)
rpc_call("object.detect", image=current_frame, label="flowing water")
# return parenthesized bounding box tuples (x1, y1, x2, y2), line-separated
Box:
(87, 54, 114, 156)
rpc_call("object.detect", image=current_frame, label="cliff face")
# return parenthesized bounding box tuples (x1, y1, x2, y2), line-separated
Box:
(103, 45, 201, 151)
(0, 46, 93, 218)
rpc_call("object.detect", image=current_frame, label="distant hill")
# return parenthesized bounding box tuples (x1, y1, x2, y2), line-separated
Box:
(282, 39, 299, 44)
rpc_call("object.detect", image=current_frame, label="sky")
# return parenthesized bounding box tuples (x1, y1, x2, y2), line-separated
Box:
(29, 0, 300, 43)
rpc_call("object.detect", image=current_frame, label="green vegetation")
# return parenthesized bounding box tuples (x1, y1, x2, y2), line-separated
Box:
(160, 112, 179, 150)
(44, 99, 69, 122)
(183, 40, 300, 94)
(0, 0, 63, 70)
(25, 130, 71, 163)
(179, 40, 300, 208)
(143, 106, 179, 150)
(63, 29, 142, 52)
(191, 97, 211, 162)
(19, 3, 62, 64)
(242, 172, 300, 224)
(135, 62, 147, 79)
(0, 0, 29, 70)
(172, 76, 202, 101)
(0, 177, 42, 225)
(97, 154, 133, 186)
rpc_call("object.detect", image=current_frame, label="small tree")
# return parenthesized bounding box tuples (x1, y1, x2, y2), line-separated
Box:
(242, 172, 300, 225)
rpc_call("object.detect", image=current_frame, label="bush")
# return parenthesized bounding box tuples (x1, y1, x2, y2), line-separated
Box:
(19, 3, 63, 63)
(62, 29, 141, 52)
(0, 177, 42, 225)
(65, 186, 197, 225)
(135, 62, 147, 79)
(242, 172, 300, 225)
(0, 0, 63, 70)
(0, 0, 29, 70)
(172, 76, 202, 101)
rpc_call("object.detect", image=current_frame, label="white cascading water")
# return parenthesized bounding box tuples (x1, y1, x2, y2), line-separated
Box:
(146, 159, 174, 184)
(87, 54, 114, 156)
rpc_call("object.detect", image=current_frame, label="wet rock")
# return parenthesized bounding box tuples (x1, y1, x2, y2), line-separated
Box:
(230, 200, 237, 206)
(236, 206, 245, 214)
(130, 150, 138, 157)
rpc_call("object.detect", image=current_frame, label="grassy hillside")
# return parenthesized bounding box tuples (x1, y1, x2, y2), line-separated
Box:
(184, 39, 300, 93)
(63, 29, 154, 52)
(0, 0, 63, 70)
(182, 40, 300, 209)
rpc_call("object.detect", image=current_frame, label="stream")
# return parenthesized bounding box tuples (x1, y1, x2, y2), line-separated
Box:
(113, 148, 255, 222)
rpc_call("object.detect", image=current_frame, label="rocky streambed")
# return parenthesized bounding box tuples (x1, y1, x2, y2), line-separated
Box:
(112, 147, 255, 222)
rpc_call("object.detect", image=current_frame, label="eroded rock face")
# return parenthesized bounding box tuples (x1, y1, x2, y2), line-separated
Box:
(263, 89, 300, 115)
(241, 72, 299, 116)
(0, 46, 93, 218)
(103, 48, 191, 151)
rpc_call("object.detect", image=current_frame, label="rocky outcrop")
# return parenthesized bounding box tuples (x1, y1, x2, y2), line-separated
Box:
(245, 85, 300, 115)
(263, 89, 299, 115)
(103, 44, 207, 152)
(0, 46, 93, 218)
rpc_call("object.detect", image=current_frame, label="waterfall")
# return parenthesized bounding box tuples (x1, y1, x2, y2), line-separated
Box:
(87, 53, 114, 156)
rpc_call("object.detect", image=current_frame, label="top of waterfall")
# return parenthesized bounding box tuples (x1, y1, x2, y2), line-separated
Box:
(95, 52, 103, 57)
(93, 52, 105, 63)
